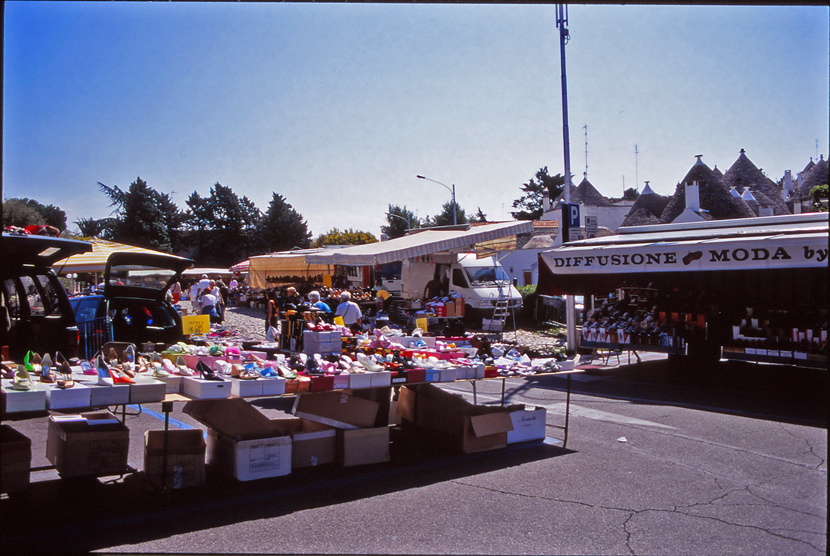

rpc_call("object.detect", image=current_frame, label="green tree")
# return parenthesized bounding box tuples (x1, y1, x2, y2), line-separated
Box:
(623, 187, 640, 200)
(3, 198, 46, 228)
(381, 204, 418, 239)
(810, 184, 829, 212)
(469, 207, 488, 223)
(313, 228, 377, 247)
(259, 192, 312, 252)
(511, 167, 565, 220)
(425, 201, 467, 227)
(76, 217, 116, 238)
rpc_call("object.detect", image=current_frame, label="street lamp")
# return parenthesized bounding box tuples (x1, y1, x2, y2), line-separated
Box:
(385, 212, 411, 230)
(416, 175, 457, 225)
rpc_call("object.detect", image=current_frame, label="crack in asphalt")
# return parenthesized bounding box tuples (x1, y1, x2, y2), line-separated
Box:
(451, 479, 826, 555)
(777, 422, 827, 470)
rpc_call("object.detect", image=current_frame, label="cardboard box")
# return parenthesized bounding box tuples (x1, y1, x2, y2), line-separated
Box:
(397, 384, 514, 454)
(1, 380, 46, 413)
(506, 406, 547, 444)
(144, 429, 206, 489)
(182, 376, 232, 399)
(129, 376, 167, 403)
(44, 382, 92, 410)
(1, 425, 31, 494)
(272, 417, 336, 468)
(183, 398, 292, 481)
(85, 382, 131, 407)
(336, 426, 390, 467)
(46, 412, 130, 477)
(292, 391, 380, 430)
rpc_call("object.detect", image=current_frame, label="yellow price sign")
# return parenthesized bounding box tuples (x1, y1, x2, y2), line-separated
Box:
(182, 314, 210, 335)
(415, 317, 428, 332)
(333, 315, 345, 327)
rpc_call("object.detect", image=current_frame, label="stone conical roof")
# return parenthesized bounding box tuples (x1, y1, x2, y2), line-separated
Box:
(555, 174, 612, 206)
(660, 156, 756, 223)
(722, 149, 789, 215)
(621, 187, 670, 227)
(793, 155, 828, 201)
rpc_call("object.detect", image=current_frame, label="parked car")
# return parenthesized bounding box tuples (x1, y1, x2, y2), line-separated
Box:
(1, 233, 92, 361)
(70, 251, 193, 353)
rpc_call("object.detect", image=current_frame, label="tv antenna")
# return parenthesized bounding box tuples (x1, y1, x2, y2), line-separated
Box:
(583, 125, 589, 177)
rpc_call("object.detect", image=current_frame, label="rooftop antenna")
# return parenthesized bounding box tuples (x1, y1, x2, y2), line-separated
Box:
(634, 144, 639, 193)
(583, 124, 589, 177)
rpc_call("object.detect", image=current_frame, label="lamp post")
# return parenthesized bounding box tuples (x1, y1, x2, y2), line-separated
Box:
(385, 212, 411, 230)
(416, 175, 457, 225)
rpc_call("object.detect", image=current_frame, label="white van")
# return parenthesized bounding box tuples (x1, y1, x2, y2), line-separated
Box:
(388, 252, 522, 324)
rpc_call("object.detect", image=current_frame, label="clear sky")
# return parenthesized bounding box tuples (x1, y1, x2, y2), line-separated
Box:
(4, 3, 828, 248)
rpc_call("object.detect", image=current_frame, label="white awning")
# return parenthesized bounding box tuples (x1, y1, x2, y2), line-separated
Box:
(539, 230, 829, 275)
(303, 221, 533, 266)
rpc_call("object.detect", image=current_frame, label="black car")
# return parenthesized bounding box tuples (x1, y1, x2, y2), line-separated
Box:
(70, 251, 193, 354)
(1, 233, 92, 361)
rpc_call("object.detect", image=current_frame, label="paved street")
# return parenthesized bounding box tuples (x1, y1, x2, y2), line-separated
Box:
(1, 355, 826, 555)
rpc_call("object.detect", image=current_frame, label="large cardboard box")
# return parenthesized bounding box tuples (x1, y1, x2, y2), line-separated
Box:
(46, 412, 130, 477)
(0, 425, 31, 494)
(337, 426, 390, 467)
(183, 398, 291, 481)
(506, 406, 547, 444)
(292, 391, 379, 430)
(397, 384, 514, 454)
(144, 429, 206, 489)
(272, 417, 336, 468)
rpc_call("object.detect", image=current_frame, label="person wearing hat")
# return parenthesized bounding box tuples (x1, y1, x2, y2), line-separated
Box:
(335, 291, 362, 332)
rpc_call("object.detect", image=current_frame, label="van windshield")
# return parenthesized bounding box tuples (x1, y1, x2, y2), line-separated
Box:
(464, 265, 511, 286)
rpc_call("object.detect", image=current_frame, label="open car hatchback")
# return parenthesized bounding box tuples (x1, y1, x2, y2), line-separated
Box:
(103, 251, 193, 347)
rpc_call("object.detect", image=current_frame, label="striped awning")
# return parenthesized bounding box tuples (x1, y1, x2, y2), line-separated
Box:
(52, 239, 182, 274)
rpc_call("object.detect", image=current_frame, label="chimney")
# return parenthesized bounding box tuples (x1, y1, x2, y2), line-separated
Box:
(783, 170, 793, 193)
(685, 181, 700, 212)
(542, 189, 550, 213)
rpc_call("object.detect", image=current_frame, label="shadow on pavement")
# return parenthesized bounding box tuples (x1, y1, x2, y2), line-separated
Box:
(511, 357, 828, 427)
(0, 425, 574, 555)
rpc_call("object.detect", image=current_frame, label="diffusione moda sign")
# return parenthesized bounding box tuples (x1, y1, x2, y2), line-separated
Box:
(539, 233, 828, 275)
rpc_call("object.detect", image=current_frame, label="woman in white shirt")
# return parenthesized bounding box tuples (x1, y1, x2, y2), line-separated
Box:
(200, 287, 221, 322)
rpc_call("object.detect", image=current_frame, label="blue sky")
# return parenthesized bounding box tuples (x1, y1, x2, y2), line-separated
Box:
(4, 3, 828, 247)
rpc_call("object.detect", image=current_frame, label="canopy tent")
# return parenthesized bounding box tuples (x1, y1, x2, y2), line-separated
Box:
(52, 239, 184, 274)
(537, 212, 829, 297)
(229, 259, 250, 273)
(303, 221, 533, 266)
(182, 268, 231, 278)
(248, 251, 333, 290)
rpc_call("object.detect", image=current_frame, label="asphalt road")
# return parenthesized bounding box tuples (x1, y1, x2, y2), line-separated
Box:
(1, 355, 826, 555)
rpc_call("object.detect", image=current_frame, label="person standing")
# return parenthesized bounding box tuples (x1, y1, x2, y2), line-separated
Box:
(170, 280, 182, 304)
(335, 291, 362, 332)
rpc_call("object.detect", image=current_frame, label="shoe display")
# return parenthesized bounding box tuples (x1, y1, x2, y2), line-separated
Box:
(176, 355, 195, 376)
(96, 355, 114, 386)
(56, 358, 75, 389)
(11, 364, 33, 390)
(197, 360, 224, 381)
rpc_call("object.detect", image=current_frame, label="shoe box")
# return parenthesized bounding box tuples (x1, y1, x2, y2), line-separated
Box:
(42, 381, 91, 409)
(143, 429, 206, 490)
(506, 406, 547, 444)
(1, 380, 47, 413)
(46, 412, 130, 478)
(183, 398, 291, 481)
(397, 384, 515, 454)
(129, 376, 167, 403)
(271, 417, 336, 469)
(0, 425, 31, 494)
(302, 330, 342, 356)
(84, 382, 131, 407)
(291, 391, 390, 467)
(181, 376, 231, 399)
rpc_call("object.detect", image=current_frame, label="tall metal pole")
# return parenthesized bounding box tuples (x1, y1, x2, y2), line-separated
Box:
(557, 4, 577, 352)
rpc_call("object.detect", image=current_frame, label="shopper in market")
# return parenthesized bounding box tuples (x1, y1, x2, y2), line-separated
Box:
(199, 286, 222, 323)
(307, 291, 331, 314)
(279, 286, 302, 312)
(335, 291, 362, 332)
(423, 274, 445, 300)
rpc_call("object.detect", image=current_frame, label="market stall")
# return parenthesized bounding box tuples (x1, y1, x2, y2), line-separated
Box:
(536, 213, 828, 366)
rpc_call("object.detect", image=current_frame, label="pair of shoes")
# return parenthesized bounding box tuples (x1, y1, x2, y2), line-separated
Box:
(197, 360, 224, 381)
(56, 352, 75, 389)
(39, 353, 57, 383)
(97, 355, 134, 385)
(230, 364, 259, 380)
